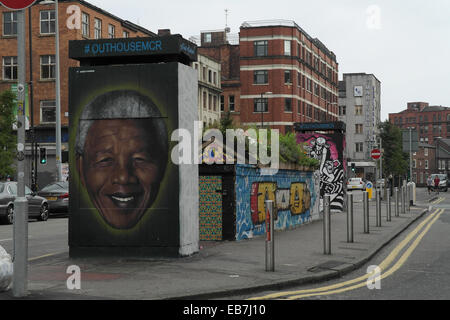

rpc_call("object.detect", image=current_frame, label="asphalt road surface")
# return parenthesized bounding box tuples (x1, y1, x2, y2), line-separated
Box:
(232, 189, 450, 300)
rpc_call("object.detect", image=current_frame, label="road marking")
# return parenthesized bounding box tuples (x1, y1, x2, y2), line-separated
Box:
(28, 252, 62, 262)
(249, 208, 444, 300)
(0, 238, 12, 242)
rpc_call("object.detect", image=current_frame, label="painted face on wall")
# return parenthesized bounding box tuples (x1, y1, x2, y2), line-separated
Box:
(78, 119, 163, 229)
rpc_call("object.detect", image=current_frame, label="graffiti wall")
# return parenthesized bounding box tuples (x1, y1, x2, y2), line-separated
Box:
(235, 164, 319, 241)
(297, 133, 346, 212)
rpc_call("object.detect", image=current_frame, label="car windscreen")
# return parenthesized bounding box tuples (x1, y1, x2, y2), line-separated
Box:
(41, 182, 68, 192)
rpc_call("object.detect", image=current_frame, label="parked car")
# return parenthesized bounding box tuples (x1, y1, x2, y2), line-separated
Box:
(0, 181, 49, 224)
(37, 181, 69, 215)
(347, 178, 366, 191)
(376, 178, 385, 188)
(429, 174, 448, 192)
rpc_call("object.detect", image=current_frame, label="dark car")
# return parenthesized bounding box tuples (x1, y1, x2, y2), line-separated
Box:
(37, 181, 68, 215)
(0, 181, 49, 224)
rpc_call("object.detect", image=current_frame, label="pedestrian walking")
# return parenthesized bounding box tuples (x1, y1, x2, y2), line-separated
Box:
(434, 175, 440, 195)
(427, 175, 433, 195)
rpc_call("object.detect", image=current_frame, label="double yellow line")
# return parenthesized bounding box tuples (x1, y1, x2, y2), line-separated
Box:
(250, 198, 446, 300)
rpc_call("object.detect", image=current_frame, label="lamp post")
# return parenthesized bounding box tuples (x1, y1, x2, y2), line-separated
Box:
(260, 91, 272, 128)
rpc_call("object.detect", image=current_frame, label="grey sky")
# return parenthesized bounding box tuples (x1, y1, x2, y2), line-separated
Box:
(87, 0, 450, 121)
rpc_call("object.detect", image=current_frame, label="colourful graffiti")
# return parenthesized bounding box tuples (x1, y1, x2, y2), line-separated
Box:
(297, 133, 346, 212)
(235, 165, 319, 240)
(250, 182, 311, 225)
(199, 176, 223, 241)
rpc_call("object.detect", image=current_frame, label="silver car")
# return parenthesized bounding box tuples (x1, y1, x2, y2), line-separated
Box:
(0, 181, 49, 224)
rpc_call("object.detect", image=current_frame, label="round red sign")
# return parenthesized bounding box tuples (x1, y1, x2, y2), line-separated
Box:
(0, 0, 38, 10)
(371, 149, 382, 160)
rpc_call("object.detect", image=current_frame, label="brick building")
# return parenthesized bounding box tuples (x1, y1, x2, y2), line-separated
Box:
(389, 102, 450, 185)
(238, 20, 339, 133)
(0, 0, 154, 187)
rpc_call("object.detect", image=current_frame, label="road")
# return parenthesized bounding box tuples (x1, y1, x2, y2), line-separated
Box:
(0, 216, 68, 262)
(232, 189, 450, 300)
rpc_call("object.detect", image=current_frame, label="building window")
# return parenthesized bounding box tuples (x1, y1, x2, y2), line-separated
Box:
(94, 18, 102, 39)
(355, 124, 363, 134)
(108, 24, 115, 38)
(355, 105, 363, 116)
(82, 12, 90, 37)
(254, 70, 268, 84)
(425, 160, 429, 169)
(355, 142, 364, 153)
(202, 91, 207, 109)
(220, 95, 225, 112)
(213, 95, 217, 112)
(208, 70, 212, 83)
(425, 148, 428, 156)
(254, 40, 268, 57)
(284, 40, 291, 56)
(339, 106, 346, 116)
(40, 100, 56, 123)
(3, 12, 18, 36)
(254, 98, 268, 113)
(123, 30, 130, 38)
(229, 95, 235, 111)
(284, 70, 292, 84)
(204, 33, 212, 43)
(314, 83, 319, 96)
(2, 56, 17, 80)
(40, 55, 56, 79)
(284, 98, 292, 112)
(40, 10, 56, 34)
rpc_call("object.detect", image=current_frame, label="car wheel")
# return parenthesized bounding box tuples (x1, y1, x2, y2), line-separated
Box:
(3, 205, 14, 224)
(38, 204, 49, 222)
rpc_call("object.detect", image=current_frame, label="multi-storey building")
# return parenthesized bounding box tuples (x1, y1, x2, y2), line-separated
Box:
(196, 20, 339, 134)
(196, 29, 241, 125)
(239, 20, 339, 134)
(339, 73, 381, 180)
(0, 0, 154, 187)
(192, 53, 222, 127)
(389, 102, 450, 184)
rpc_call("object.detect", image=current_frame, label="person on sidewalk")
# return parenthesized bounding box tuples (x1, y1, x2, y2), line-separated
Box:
(434, 175, 440, 195)
(427, 175, 433, 195)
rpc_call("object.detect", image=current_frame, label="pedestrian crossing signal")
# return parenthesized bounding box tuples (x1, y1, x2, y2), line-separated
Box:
(40, 147, 47, 165)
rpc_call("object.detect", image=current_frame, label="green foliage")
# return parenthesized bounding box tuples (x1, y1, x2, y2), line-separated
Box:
(279, 132, 319, 169)
(379, 120, 409, 177)
(0, 90, 17, 179)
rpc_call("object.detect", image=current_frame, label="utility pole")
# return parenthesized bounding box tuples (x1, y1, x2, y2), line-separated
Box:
(55, 0, 63, 181)
(13, 8, 29, 298)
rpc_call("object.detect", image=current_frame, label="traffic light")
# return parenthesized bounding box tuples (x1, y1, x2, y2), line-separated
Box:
(39, 147, 47, 165)
(351, 163, 356, 172)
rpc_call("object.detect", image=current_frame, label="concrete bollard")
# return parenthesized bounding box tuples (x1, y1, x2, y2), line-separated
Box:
(387, 188, 392, 222)
(395, 187, 399, 217)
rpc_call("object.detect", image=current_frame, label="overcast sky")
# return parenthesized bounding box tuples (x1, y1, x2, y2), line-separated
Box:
(87, 0, 450, 121)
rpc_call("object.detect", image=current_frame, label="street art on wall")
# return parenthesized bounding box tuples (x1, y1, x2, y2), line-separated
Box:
(297, 133, 346, 212)
(235, 165, 319, 240)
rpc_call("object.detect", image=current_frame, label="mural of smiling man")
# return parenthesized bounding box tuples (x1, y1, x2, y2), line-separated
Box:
(75, 90, 168, 230)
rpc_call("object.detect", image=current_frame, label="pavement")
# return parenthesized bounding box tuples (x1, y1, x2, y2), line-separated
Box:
(0, 188, 440, 300)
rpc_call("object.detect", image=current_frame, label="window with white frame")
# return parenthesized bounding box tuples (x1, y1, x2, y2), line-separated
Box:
(94, 18, 102, 39)
(229, 95, 235, 111)
(3, 11, 18, 36)
(82, 12, 90, 38)
(40, 10, 55, 34)
(40, 55, 56, 80)
(123, 30, 130, 38)
(40, 100, 56, 123)
(2, 56, 17, 80)
(425, 160, 429, 169)
(284, 40, 291, 56)
(355, 142, 364, 153)
(108, 24, 115, 38)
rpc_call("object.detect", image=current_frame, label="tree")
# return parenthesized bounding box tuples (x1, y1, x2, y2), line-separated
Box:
(0, 90, 17, 179)
(379, 120, 409, 184)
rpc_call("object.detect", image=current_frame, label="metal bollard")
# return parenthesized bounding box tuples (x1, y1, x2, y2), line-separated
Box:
(323, 195, 331, 255)
(387, 188, 392, 222)
(376, 189, 381, 227)
(402, 186, 406, 214)
(265, 200, 275, 272)
(347, 193, 354, 243)
(395, 187, 399, 217)
(407, 184, 411, 213)
(363, 191, 370, 234)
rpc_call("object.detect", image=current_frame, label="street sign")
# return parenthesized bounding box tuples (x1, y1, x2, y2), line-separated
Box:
(371, 149, 381, 160)
(0, 0, 37, 10)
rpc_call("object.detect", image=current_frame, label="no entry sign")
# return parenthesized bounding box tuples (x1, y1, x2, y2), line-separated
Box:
(371, 149, 382, 160)
(0, 0, 38, 10)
